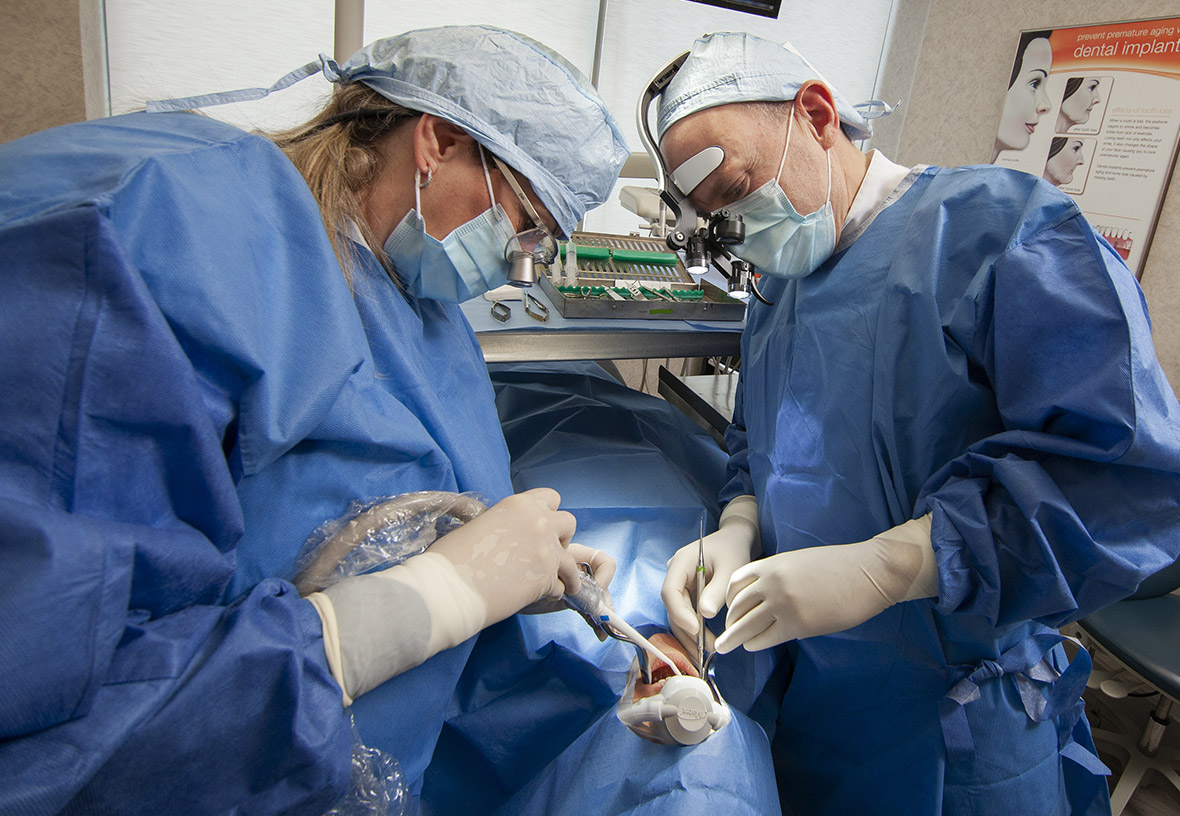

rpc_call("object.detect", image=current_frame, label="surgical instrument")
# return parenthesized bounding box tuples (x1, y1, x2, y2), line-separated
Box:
(564, 562, 732, 747)
(559, 243, 679, 266)
(523, 292, 550, 322)
(563, 563, 681, 685)
(563, 240, 579, 287)
(490, 301, 512, 323)
(636, 54, 772, 305)
(696, 516, 706, 674)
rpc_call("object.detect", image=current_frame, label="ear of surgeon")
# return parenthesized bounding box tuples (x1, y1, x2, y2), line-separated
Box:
(362, 113, 558, 302)
(660, 81, 866, 254)
(363, 113, 558, 241)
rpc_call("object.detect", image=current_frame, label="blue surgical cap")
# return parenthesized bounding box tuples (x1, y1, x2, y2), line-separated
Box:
(148, 26, 629, 238)
(657, 32, 873, 142)
(334, 26, 629, 237)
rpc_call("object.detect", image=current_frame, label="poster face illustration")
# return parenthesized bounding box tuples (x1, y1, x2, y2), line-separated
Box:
(991, 18, 1180, 277)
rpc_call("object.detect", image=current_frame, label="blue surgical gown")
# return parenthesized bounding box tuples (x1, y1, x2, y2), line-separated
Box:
(423, 363, 782, 815)
(723, 165, 1180, 815)
(0, 113, 779, 815)
(0, 111, 513, 814)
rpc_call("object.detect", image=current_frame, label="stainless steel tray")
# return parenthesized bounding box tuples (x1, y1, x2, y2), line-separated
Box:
(540, 232, 746, 321)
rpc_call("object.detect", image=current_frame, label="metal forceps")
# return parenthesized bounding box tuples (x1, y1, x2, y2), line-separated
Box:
(603, 518, 712, 685)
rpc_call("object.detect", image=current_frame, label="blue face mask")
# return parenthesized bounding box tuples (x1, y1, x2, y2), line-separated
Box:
(724, 107, 837, 279)
(383, 148, 516, 302)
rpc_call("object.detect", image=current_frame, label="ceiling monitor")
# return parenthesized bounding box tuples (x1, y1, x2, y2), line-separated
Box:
(685, 0, 782, 19)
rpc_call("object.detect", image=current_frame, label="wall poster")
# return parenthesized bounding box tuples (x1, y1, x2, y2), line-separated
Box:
(990, 17, 1180, 278)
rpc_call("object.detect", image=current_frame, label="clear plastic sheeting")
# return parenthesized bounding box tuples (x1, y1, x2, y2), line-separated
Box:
(294, 490, 491, 816)
(293, 491, 490, 594)
(324, 716, 413, 816)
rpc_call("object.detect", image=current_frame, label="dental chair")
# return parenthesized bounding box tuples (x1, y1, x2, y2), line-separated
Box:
(1075, 560, 1180, 816)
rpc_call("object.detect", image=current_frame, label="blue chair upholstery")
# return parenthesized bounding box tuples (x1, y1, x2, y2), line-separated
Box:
(1129, 558, 1180, 600)
(1078, 591, 1180, 815)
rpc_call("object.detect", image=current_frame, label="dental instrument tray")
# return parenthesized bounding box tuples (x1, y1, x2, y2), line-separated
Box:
(539, 232, 745, 321)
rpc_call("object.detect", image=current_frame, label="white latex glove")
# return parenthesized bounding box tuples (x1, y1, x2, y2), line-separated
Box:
(306, 488, 580, 703)
(661, 495, 761, 655)
(522, 541, 617, 615)
(567, 541, 616, 589)
(714, 515, 938, 654)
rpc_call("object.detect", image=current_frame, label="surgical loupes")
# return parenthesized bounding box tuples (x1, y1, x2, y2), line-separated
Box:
(636, 53, 771, 305)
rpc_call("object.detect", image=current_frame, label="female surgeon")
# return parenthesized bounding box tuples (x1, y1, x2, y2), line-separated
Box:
(0, 26, 629, 814)
(992, 29, 1054, 161)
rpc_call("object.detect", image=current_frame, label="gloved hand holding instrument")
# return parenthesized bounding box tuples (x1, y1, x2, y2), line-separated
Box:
(661, 495, 761, 655)
(715, 515, 939, 653)
(662, 498, 939, 655)
(298, 488, 615, 704)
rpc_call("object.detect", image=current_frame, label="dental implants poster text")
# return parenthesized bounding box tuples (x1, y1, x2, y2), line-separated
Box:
(991, 17, 1180, 278)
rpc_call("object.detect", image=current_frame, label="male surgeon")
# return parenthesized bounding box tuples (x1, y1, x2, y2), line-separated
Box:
(658, 32, 1180, 816)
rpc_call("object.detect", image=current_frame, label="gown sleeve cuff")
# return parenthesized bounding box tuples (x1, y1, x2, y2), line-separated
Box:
(305, 592, 353, 707)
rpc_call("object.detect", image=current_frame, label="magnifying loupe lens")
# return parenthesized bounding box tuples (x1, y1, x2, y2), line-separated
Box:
(505, 227, 557, 264)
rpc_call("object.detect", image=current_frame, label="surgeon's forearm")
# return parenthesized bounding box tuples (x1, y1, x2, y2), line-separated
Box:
(869, 514, 938, 604)
(307, 552, 487, 704)
(719, 494, 762, 557)
(2, 577, 353, 814)
(306, 581, 430, 706)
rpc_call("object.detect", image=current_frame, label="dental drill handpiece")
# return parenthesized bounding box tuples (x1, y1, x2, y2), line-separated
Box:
(563, 566, 613, 624)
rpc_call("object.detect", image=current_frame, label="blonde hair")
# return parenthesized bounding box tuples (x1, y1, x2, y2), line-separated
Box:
(268, 83, 417, 286)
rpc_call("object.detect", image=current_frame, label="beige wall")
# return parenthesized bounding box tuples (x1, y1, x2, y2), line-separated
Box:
(1, 0, 88, 143)
(876, 0, 1180, 397)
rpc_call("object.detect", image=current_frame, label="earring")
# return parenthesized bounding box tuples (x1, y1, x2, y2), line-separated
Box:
(418, 167, 433, 188)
